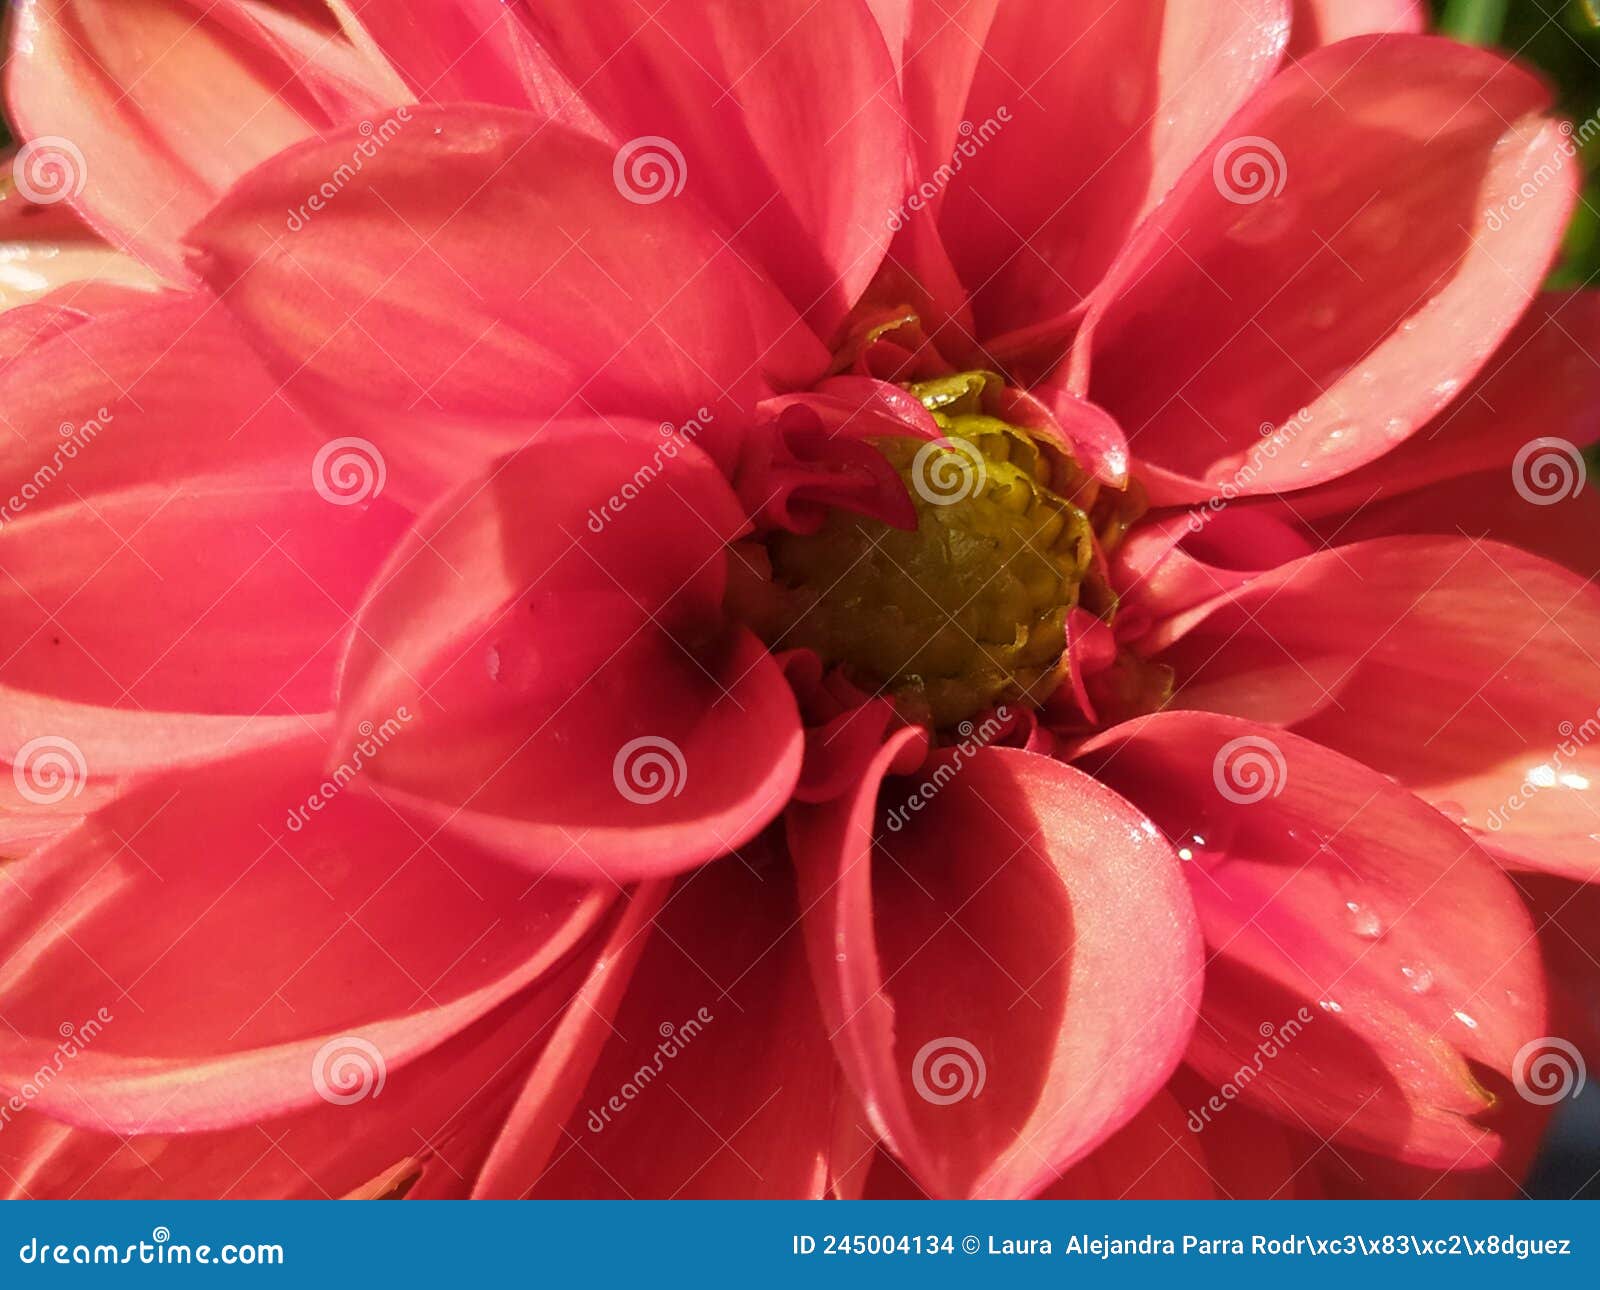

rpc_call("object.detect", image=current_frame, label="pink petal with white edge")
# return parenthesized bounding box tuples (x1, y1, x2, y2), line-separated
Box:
(1077, 712, 1547, 1167)
(1072, 36, 1575, 503)
(5, 0, 375, 282)
(336, 428, 803, 884)
(1149, 536, 1600, 883)
(1287, 0, 1425, 57)
(0, 737, 614, 1134)
(789, 735, 1202, 1198)
(0, 180, 161, 312)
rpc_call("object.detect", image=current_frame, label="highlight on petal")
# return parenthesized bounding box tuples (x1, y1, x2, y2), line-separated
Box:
(1149, 537, 1600, 883)
(335, 428, 803, 884)
(1287, 0, 1424, 57)
(1071, 36, 1575, 502)
(1078, 712, 1548, 1166)
(0, 179, 161, 313)
(790, 737, 1202, 1198)
(5, 0, 393, 281)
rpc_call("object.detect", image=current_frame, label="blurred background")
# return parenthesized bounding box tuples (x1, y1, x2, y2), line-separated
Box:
(0, 0, 1595, 1200)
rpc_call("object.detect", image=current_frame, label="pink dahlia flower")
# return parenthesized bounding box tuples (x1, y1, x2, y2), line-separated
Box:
(1, 0, 1598, 1200)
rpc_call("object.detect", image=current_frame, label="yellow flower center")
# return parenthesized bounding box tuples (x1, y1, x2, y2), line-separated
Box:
(733, 372, 1098, 728)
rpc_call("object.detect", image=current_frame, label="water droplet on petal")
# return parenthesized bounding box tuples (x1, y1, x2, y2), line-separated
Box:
(1346, 900, 1383, 940)
(1400, 963, 1435, 995)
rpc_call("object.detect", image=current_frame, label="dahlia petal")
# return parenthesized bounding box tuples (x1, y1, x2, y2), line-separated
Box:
(0, 738, 613, 1134)
(789, 737, 1203, 1198)
(0, 183, 161, 313)
(1077, 712, 1548, 1166)
(471, 884, 669, 1198)
(337, 430, 803, 883)
(521, 848, 839, 1199)
(5, 0, 361, 281)
(1287, 0, 1424, 57)
(1, 972, 600, 1199)
(189, 108, 825, 498)
(512, 0, 905, 335)
(943, 0, 1289, 345)
(329, 0, 589, 119)
(1072, 37, 1575, 503)
(1284, 292, 1600, 519)
(1306, 466, 1600, 584)
(1038, 1091, 1217, 1199)
(0, 295, 408, 785)
(1151, 537, 1600, 882)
